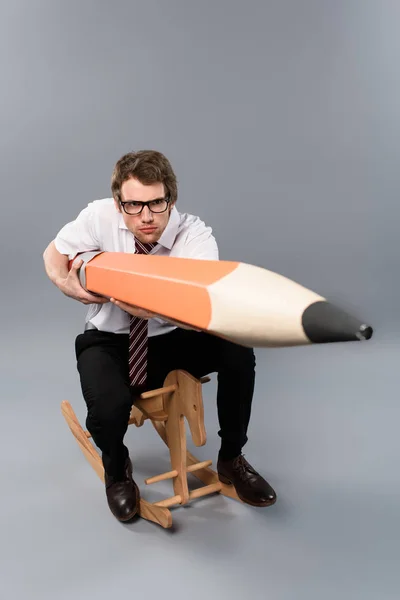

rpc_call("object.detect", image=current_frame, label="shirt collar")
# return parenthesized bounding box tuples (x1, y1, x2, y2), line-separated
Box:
(118, 205, 180, 250)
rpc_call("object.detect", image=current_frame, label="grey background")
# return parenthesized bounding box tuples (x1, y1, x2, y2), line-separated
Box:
(0, 1, 398, 599)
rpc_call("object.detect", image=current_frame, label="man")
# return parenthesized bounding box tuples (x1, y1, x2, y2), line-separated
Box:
(43, 149, 276, 522)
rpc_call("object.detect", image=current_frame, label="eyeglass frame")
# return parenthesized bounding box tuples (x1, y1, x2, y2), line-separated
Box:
(119, 195, 171, 215)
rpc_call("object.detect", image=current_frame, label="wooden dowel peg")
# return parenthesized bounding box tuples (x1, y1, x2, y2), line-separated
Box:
(154, 494, 182, 508)
(145, 469, 178, 485)
(186, 460, 213, 473)
(140, 384, 177, 400)
(189, 482, 222, 500)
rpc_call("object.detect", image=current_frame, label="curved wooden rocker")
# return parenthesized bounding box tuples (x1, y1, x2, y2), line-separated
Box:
(61, 369, 243, 528)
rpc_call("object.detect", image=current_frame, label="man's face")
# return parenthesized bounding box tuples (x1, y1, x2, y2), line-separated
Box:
(114, 177, 175, 244)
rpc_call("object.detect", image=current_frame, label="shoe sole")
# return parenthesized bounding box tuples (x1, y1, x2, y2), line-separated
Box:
(218, 473, 277, 507)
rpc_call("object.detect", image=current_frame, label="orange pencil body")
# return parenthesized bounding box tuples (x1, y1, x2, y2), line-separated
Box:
(69, 251, 373, 347)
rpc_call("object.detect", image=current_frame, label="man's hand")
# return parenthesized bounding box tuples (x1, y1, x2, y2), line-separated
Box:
(58, 258, 109, 305)
(110, 298, 202, 332)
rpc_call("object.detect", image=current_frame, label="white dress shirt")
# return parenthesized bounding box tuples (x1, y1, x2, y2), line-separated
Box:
(54, 198, 219, 336)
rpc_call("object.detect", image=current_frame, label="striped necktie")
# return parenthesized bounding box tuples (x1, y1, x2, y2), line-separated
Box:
(128, 239, 157, 390)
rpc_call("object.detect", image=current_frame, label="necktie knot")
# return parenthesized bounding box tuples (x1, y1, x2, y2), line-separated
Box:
(135, 239, 157, 255)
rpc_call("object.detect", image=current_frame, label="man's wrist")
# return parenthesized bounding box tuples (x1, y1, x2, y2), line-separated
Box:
(55, 275, 67, 289)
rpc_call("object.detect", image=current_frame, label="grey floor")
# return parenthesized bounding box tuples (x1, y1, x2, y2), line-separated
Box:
(1, 317, 398, 600)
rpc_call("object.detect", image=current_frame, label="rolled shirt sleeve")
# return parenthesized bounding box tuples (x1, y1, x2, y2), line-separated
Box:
(54, 203, 100, 260)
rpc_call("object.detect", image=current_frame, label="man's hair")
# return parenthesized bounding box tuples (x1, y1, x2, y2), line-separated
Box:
(111, 150, 178, 205)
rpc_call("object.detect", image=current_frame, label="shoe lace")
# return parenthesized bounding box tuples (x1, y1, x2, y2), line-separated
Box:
(233, 454, 257, 479)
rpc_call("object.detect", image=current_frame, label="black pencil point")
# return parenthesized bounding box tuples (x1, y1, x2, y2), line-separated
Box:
(302, 301, 373, 343)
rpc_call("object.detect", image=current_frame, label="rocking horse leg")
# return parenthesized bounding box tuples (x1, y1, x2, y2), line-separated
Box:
(186, 451, 243, 503)
(151, 419, 243, 504)
(61, 400, 104, 481)
(138, 499, 173, 529)
(163, 372, 190, 505)
(151, 419, 168, 444)
(61, 400, 173, 528)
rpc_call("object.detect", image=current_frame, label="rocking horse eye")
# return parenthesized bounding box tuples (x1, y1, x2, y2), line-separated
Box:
(193, 404, 197, 411)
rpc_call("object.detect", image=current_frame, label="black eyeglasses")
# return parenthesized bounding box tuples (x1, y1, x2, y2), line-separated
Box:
(119, 196, 170, 215)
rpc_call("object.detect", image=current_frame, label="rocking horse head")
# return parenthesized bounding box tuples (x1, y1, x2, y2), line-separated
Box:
(168, 370, 207, 447)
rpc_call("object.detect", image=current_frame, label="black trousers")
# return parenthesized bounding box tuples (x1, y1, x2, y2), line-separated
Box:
(74, 327, 256, 477)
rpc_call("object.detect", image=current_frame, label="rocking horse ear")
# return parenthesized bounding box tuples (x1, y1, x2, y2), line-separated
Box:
(70, 251, 372, 348)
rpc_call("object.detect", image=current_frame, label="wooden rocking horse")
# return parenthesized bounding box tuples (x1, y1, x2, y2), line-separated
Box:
(61, 369, 243, 528)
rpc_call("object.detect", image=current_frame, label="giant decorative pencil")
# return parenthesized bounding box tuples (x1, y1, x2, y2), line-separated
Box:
(68, 251, 373, 348)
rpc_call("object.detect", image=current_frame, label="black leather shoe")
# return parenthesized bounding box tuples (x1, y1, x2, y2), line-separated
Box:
(104, 458, 140, 522)
(217, 454, 276, 507)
